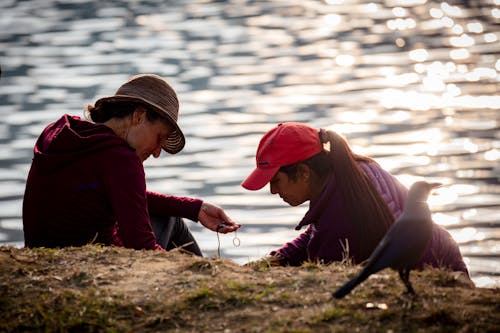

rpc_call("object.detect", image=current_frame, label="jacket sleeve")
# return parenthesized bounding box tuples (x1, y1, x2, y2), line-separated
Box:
(101, 149, 162, 251)
(146, 191, 202, 222)
(270, 225, 313, 266)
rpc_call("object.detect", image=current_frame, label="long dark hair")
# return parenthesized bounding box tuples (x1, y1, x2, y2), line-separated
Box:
(280, 130, 394, 263)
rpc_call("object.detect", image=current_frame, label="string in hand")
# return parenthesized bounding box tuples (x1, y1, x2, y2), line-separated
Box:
(216, 223, 240, 258)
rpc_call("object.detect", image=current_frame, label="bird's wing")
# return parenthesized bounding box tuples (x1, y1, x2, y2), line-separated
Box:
(362, 216, 422, 273)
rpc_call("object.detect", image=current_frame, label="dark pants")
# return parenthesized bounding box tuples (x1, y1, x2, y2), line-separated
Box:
(150, 215, 202, 256)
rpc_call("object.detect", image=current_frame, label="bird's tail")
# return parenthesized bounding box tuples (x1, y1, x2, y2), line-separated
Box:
(332, 273, 368, 299)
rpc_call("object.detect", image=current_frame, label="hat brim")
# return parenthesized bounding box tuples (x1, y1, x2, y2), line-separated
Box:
(241, 165, 280, 191)
(95, 95, 185, 154)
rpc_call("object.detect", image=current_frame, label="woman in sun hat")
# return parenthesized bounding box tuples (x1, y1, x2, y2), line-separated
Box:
(23, 74, 240, 253)
(242, 122, 468, 274)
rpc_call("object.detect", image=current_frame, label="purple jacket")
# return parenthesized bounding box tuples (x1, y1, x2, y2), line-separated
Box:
(270, 161, 468, 274)
(23, 115, 203, 250)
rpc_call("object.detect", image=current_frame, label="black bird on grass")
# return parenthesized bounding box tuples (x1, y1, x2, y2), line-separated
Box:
(333, 181, 441, 299)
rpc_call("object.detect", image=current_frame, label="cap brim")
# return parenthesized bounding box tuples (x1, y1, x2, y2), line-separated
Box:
(241, 166, 280, 191)
(95, 95, 185, 154)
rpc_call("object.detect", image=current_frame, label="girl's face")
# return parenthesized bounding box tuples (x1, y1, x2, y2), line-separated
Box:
(127, 110, 173, 162)
(269, 169, 312, 207)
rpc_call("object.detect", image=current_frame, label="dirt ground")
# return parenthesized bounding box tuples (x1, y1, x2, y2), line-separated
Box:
(0, 245, 498, 332)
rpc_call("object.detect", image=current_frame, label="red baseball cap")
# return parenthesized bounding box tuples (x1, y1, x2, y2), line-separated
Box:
(241, 122, 323, 190)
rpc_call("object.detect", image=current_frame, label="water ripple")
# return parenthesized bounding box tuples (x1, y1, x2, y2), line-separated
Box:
(0, 0, 498, 287)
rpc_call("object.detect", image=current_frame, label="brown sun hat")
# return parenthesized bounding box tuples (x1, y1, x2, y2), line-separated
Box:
(94, 74, 185, 154)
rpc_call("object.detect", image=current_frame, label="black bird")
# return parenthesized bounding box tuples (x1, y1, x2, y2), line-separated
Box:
(333, 181, 441, 299)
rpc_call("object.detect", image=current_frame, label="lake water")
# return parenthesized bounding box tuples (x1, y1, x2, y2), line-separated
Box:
(0, 0, 498, 288)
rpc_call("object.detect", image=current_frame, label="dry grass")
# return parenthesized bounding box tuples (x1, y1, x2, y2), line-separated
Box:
(0, 245, 498, 332)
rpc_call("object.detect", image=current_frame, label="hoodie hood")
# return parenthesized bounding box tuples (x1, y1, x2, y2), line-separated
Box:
(33, 114, 131, 173)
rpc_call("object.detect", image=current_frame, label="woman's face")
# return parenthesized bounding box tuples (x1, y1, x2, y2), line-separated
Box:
(269, 169, 311, 207)
(127, 110, 173, 162)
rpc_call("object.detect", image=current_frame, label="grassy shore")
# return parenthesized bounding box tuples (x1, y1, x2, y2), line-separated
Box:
(0, 245, 498, 332)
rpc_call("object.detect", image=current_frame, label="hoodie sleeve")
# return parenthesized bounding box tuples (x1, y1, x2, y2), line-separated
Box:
(100, 148, 162, 251)
(147, 191, 202, 222)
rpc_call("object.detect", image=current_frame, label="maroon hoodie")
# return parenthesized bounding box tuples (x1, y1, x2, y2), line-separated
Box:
(23, 114, 202, 250)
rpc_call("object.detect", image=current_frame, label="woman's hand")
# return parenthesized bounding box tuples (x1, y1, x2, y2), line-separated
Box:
(198, 202, 241, 233)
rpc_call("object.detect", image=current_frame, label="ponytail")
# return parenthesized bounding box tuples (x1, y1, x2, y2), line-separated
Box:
(327, 130, 394, 262)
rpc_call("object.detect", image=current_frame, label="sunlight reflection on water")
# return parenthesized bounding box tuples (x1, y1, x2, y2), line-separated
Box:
(0, 0, 498, 287)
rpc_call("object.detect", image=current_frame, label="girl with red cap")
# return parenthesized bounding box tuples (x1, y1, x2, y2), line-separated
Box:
(242, 122, 468, 274)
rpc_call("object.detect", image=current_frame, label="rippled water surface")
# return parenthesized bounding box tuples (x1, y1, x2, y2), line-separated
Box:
(1, 0, 499, 287)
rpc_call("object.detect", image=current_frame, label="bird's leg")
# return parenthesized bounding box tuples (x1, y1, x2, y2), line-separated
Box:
(399, 269, 416, 295)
